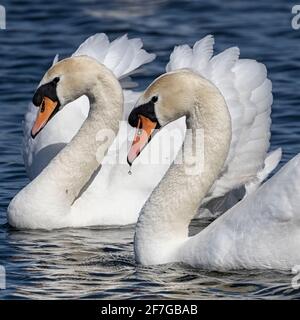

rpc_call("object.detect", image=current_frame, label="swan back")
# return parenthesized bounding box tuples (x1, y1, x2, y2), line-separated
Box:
(180, 154, 300, 270)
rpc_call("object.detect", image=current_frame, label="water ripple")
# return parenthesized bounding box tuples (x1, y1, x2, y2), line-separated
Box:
(0, 0, 300, 299)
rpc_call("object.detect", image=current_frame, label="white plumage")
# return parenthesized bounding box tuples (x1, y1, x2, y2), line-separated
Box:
(180, 153, 300, 270)
(166, 35, 281, 206)
(133, 56, 300, 270)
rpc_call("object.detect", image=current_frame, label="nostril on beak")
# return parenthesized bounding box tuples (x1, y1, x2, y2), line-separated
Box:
(40, 100, 45, 113)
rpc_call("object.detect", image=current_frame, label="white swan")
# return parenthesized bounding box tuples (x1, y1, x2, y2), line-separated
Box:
(128, 35, 281, 214)
(127, 69, 300, 270)
(8, 55, 130, 229)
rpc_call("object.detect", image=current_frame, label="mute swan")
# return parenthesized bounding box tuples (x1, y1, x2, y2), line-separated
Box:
(21, 35, 281, 229)
(128, 35, 281, 214)
(127, 69, 300, 270)
(8, 56, 126, 229)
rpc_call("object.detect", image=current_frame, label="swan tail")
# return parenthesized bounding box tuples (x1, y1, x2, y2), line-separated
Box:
(260, 147, 282, 179)
(72, 33, 155, 87)
(202, 151, 278, 215)
(244, 147, 282, 195)
(200, 148, 282, 216)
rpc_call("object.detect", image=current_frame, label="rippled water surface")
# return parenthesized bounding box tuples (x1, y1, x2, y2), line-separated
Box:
(1, 0, 300, 299)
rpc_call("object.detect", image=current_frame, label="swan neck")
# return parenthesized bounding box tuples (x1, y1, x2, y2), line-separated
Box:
(43, 76, 123, 204)
(135, 87, 231, 264)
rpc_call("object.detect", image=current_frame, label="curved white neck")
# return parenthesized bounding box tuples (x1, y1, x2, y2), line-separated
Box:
(134, 87, 232, 265)
(32, 75, 123, 206)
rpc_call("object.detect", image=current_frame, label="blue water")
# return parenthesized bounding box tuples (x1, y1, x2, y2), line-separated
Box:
(1, 0, 300, 299)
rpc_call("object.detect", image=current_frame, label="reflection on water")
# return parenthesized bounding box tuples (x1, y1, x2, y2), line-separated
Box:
(1, 0, 300, 299)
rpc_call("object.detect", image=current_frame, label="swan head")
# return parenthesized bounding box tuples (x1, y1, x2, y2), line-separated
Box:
(31, 56, 114, 138)
(127, 69, 219, 165)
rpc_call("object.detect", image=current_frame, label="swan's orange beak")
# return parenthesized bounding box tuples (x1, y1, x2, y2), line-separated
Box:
(127, 115, 158, 165)
(31, 96, 58, 139)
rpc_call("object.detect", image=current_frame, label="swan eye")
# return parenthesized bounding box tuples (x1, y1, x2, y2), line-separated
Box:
(151, 96, 158, 103)
(53, 77, 60, 84)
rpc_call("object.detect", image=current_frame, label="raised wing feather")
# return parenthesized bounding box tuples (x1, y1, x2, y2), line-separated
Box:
(166, 35, 280, 203)
(73, 33, 155, 81)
